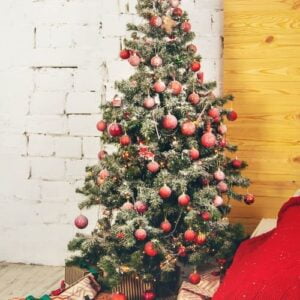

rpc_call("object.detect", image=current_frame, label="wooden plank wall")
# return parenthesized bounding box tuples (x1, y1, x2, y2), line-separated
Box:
(224, 0, 300, 232)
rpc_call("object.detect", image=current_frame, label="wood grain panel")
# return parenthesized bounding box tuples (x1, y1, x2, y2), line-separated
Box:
(224, 0, 300, 232)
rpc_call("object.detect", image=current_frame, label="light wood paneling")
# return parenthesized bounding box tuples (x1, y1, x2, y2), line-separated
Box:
(224, 0, 300, 232)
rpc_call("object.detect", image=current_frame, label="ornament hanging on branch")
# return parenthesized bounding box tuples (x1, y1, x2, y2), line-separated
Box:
(173, 7, 183, 17)
(147, 160, 160, 173)
(159, 185, 172, 199)
(128, 53, 141, 67)
(227, 110, 238, 121)
(160, 220, 172, 233)
(178, 193, 191, 206)
(197, 72, 204, 84)
(187, 44, 197, 53)
(122, 201, 134, 211)
(169, 0, 180, 8)
(151, 55, 163, 67)
(232, 158, 242, 169)
(189, 272, 201, 285)
(201, 211, 212, 221)
(149, 16, 163, 27)
(143, 96, 156, 110)
(208, 107, 220, 119)
(142, 290, 156, 300)
(214, 169, 225, 181)
(194, 233, 206, 245)
(98, 150, 107, 160)
(119, 49, 131, 60)
(244, 193, 255, 205)
(74, 214, 88, 229)
(184, 229, 196, 242)
(190, 61, 201, 72)
(96, 120, 107, 132)
(144, 241, 158, 257)
(135, 228, 147, 241)
(162, 114, 178, 130)
(119, 134, 131, 146)
(134, 201, 148, 214)
(188, 92, 200, 105)
(178, 245, 187, 257)
(181, 20, 191, 32)
(108, 123, 123, 137)
(153, 80, 166, 93)
(217, 181, 228, 193)
(213, 195, 224, 207)
(181, 121, 196, 136)
(169, 80, 182, 95)
(201, 130, 217, 148)
(189, 148, 200, 160)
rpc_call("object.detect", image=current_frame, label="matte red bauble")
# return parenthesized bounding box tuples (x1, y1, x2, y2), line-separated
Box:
(208, 107, 220, 118)
(119, 49, 130, 60)
(74, 215, 88, 229)
(213, 195, 224, 207)
(187, 44, 197, 53)
(181, 121, 196, 136)
(143, 97, 156, 110)
(151, 55, 163, 67)
(194, 233, 206, 245)
(244, 193, 255, 205)
(162, 114, 178, 130)
(201, 211, 211, 221)
(219, 138, 227, 148)
(149, 16, 162, 27)
(227, 110, 238, 121)
(98, 150, 107, 160)
(214, 169, 225, 181)
(134, 201, 148, 214)
(147, 161, 160, 173)
(217, 181, 228, 193)
(181, 21, 191, 32)
(108, 123, 123, 137)
(96, 120, 107, 132)
(173, 7, 183, 16)
(99, 169, 109, 179)
(189, 148, 200, 160)
(160, 220, 172, 233)
(153, 80, 166, 93)
(189, 272, 201, 285)
(169, 0, 180, 8)
(191, 61, 201, 72)
(201, 131, 217, 148)
(128, 53, 141, 67)
(169, 80, 182, 95)
(218, 124, 227, 135)
(178, 245, 187, 257)
(188, 92, 200, 105)
(178, 193, 190, 206)
(116, 232, 125, 239)
(120, 135, 131, 146)
(135, 228, 147, 241)
(232, 159, 242, 168)
(144, 241, 158, 257)
(197, 72, 204, 83)
(122, 201, 134, 211)
(112, 293, 127, 300)
(159, 185, 172, 199)
(143, 290, 156, 300)
(184, 229, 196, 242)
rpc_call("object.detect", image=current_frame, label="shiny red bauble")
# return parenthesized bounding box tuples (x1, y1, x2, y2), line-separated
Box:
(218, 124, 227, 135)
(120, 135, 131, 146)
(160, 220, 172, 233)
(213, 195, 224, 207)
(178, 245, 187, 257)
(128, 53, 141, 67)
(143, 96, 156, 110)
(191, 61, 201, 72)
(134, 228, 147, 241)
(189, 272, 201, 285)
(194, 233, 206, 245)
(147, 161, 160, 173)
(201, 211, 211, 221)
(98, 150, 107, 160)
(121, 201, 134, 211)
(201, 131, 217, 148)
(217, 181, 228, 193)
(112, 293, 127, 300)
(151, 55, 163, 67)
(184, 229, 196, 242)
(244, 193, 255, 205)
(153, 80, 166, 93)
(169, 80, 182, 95)
(119, 49, 130, 60)
(159, 185, 172, 199)
(181, 21, 191, 32)
(178, 193, 190, 206)
(188, 92, 200, 105)
(173, 7, 183, 16)
(162, 114, 178, 130)
(134, 201, 148, 214)
(214, 169, 225, 181)
(181, 121, 196, 136)
(232, 159, 242, 168)
(208, 107, 220, 118)
(149, 16, 162, 27)
(187, 44, 197, 53)
(227, 110, 238, 121)
(189, 148, 200, 160)
(143, 290, 156, 300)
(96, 120, 107, 132)
(197, 72, 204, 83)
(108, 123, 123, 137)
(74, 214, 88, 229)
(144, 241, 158, 257)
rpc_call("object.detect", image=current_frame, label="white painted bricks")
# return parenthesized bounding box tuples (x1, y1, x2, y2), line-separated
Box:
(0, 0, 223, 266)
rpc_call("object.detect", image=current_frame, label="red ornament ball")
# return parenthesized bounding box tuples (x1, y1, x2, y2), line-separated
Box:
(149, 16, 162, 27)
(108, 123, 123, 137)
(184, 229, 196, 242)
(181, 121, 196, 136)
(122, 201, 134, 211)
(99, 169, 109, 180)
(219, 138, 227, 148)
(160, 220, 172, 233)
(162, 114, 178, 130)
(217, 181, 228, 193)
(188, 92, 200, 105)
(191, 61, 201, 72)
(197, 72, 204, 83)
(201, 131, 217, 148)
(143, 290, 156, 300)
(134, 201, 148, 214)
(189, 148, 200, 160)
(153, 80, 166, 93)
(96, 120, 107, 132)
(128, 53, 141, 67)
(194, 233, 206, 245)
(135, 228, 147, 241)
(147, 161, 160, 173)
(201, 211, 211, 221)
(120, 134, 131, 146)
(189, 272, 201, 285)
(173, 7, 183, 17)
(74, 215, 88, 229)
(116, 232, 125, 239)
(144, 241, 158, 257)
(208, 107, 220, 118)
(227, 110, 238, 121)
(151, 55, 163, 67)
(178, 245, 187, 257)
(213, 195, 224, 207)
(244, 193, 255, 205)
(178, 193, 190, 206)
(112, 293, 127, 300)
(143, 96, 156, 110)
(119, 49, 130, 60)
(169, 80, 182, 95)
(181, 21, 191, 32)
(232, 159, 242, 168)
(159, 185, 172, 199)
(98, 150, 107, 160)
(187, 44, 197, 53)
(214, 169, 225, 181)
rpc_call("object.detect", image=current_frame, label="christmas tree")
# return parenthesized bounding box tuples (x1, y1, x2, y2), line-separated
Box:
(68, 0, 253, 296)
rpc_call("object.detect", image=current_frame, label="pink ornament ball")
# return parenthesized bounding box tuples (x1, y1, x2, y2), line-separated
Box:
(128, 53, 141, 67)
(134, 228, 147, 241)
(122, 201, 134, 211)
(74, 214, 88, 229)
(214, 169, 225, 181)
(143, 97, 156, 110)
(147, 161, 160, 173)
(201, 131, 217, 148)
(213, 195, 224, 207)
(188, 92, 200, 105)
(181, 21, 191, 32)
(217, 181, 228, 193)
(159, 185, 172, 199)
(189, 148, 200, 160)
(208, 107, 220, 118)
(169, 80, 182, 95)
(153, 80, 166, 93)
(134, 201, 148, 214)
(162, 114, 178, 130)
(181, 121, 196, 136)
(151, 55, 163, 67)
(218, 124, 227, 135)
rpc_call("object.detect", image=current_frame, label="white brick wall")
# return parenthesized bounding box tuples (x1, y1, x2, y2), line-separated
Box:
(0, 0, 223, 266)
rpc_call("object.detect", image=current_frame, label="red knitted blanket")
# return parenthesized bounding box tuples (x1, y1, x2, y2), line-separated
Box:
(213, 196, 300, 300)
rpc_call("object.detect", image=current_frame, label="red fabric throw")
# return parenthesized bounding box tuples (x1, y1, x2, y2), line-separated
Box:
(213, 196, 300, 300)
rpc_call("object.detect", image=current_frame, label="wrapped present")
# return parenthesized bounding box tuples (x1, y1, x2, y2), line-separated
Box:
(95, 292, 112, 300)
(65, 265, 90, 285)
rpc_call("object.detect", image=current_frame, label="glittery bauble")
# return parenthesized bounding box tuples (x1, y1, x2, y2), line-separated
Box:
(74, 215, 88, 229)
(194, 233, 206, 245)
(181, 121, 196, 136)
(178, 245, 187, 257)
(181, 21, 191, 32)
(173, 7, 183, 16)
(153, 80, 166, 93)
(147, 161, 160, 173)
(213, 195, 224, 207)
(108, 123, 123, 137)
(201, 211, 211, 221)
(112, 293, 127, 300)
(96, 120, 107, 132)
(122, 201, 134, 211)
(169, 0, 180, 8)
(201, 131, 217, 148)
(184, 229, 196, 242)
(191, 61, 201, 72)
(119, 135, 131, 146)
(135, 228, 147, 241)
(98, 150, 107, 160)
(208, 107, 220, 118)
(178, 193, 191, 206)
(232, 159, 242, 168)
(188, 92, 200, 105)
(189, 148, 200, 160)
(150, 55, 163, 67)
(119, 49, 130, 60)
(227, 110, 238, 121)
(159, 185, 172, 199)
(169, 80, 182, 95)
(144, 241, 158, 257)
(160, 220, 172, 233)
(143, 96, 156, 110)
(217, 181, 228, 193)
(214, 169, 225, 181)
(244, 193, 255, 205)
(197, 72, 204, 83)
(162, 114, 178, 130)
(187, 44, 197, 53)
(189, 272, 201, 285)
(149, 16, 162, 27)
(142, 290, 156, 300)
(134, 201, 148, 214)
(128, 53, 141, 67)
(218, 124, 227, 135)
